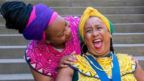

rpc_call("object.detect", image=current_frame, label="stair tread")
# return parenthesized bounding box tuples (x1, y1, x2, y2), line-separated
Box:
(2, 0, 144, 6)
(0, 74, 33, 80)
(0, 56, 143, 63)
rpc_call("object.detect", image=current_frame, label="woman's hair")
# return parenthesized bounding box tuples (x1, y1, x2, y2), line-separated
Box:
(81, 42, 88, 54)
(0, 1, 33, 33)
(110, 38, 114, 53)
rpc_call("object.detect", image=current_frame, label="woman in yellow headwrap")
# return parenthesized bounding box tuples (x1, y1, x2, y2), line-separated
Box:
(56, 7, 144, 81)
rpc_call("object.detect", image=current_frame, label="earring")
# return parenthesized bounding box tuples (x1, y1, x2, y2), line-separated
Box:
(81, 43, 88, 54)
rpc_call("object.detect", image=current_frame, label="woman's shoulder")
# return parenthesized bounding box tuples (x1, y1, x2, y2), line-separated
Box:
(70, 55, 97, 77)
(116, 53, 136, 68)
(71, 55, 89, 68)
(116, 53, 136, 75)
(116, 53, 135, 62)
(26, 40, 48, 56)
(27, 40, 47, 49)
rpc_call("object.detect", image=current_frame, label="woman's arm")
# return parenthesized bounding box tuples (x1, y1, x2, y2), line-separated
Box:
(31, 69, 52, 81)
(56, 67, 74, 81)
(134, 60, 144, 81)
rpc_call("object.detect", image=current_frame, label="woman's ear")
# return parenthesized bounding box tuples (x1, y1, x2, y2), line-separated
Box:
(107, 30, 112, 38)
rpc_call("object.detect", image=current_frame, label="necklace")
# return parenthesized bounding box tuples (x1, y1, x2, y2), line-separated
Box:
(85, 52, 114, 72)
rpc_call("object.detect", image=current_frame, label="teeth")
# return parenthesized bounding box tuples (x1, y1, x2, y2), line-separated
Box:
(93, 39, 101, 42)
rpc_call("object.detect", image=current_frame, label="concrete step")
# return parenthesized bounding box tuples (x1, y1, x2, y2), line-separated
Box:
(0, 44, 144, 59)
(114, 23, 144, 33)
(1, 4, 144, 14)
(0, 34, 28, 45)
(114, 44, 144, 56)
(0, 48, 25, 59)
(4, 0, 144, 1)
(0, 33, 143, 45)
(0, 58, 143, 81)
(1, 23, 144, 34)
(0, 56, 144, 74)
(2, 0, 144, 6)
(139, 60, 144, 69)
(113, 33, 144, 44)
(1, 14, 144, 24)
(63, 14, 144, 23)
(52, 6, 144, 15)
(0, 74, 33, 81)
(0, 60, 143, 81)
(0, 59, 31, 74)
(0, 27, 18, 34)
(107, 14, 144, 23)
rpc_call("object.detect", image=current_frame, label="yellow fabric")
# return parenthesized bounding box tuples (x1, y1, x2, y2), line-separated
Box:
(71, 54, 137, 81)
(79, 7, 111, 41)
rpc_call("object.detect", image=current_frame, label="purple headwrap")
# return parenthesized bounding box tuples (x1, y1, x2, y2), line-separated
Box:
(23, 4, 54, 40)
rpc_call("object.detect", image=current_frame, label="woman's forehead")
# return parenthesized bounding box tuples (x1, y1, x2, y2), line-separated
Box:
(47, 16, 65, 32)
(85, 17, 103, 26)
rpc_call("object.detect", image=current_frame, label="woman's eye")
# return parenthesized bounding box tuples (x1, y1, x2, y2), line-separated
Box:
(97, 26, 102, 30)
(58, 33, 64, 37)
(86, 29, 92, 33)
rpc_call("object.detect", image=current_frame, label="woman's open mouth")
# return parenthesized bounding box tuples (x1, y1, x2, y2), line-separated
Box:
(93, 39, 102, 49)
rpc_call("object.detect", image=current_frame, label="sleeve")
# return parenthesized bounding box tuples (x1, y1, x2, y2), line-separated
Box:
(117, 54, 136, 75)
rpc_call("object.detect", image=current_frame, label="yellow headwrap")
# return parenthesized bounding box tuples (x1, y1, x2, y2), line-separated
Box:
(79, 7, 114, 42)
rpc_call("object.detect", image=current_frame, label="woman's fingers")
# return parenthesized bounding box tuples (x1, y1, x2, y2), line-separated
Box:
(59, 51, 77, 68)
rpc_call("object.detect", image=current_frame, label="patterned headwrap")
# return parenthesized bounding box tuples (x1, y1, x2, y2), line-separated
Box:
(79, 7, 114, 42)
(23, 4, 58, 40)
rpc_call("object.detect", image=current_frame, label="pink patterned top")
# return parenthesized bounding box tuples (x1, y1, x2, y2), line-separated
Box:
(25, 16, 81, 80)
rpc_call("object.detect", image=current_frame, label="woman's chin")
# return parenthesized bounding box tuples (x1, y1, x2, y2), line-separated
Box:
(94, 47, 106, 56)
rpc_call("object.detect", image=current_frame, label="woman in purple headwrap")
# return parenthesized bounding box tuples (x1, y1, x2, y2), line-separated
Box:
(1, 1, 81, 81)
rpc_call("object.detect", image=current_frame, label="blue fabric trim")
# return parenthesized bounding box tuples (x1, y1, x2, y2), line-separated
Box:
(85, 52, 121, 81)
(72, 69, 78, 81)
(86, 55, 110, 81)
(112, 53, 121, 81)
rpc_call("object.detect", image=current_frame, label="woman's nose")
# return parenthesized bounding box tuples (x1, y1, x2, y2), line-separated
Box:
(92, 30, 99, 37)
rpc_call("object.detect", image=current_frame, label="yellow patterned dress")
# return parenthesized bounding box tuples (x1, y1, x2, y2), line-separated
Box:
(71, 53, 137, 81)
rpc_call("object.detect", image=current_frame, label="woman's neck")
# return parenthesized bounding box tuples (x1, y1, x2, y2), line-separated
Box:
(51, 43, 65, 49)
(87, 51, 111, 58)
(53, 45, 65, 49)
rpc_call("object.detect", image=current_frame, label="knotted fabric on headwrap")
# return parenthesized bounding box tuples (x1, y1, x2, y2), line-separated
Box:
(23, 4, 56, 40)
(79, 7, 114, 42)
